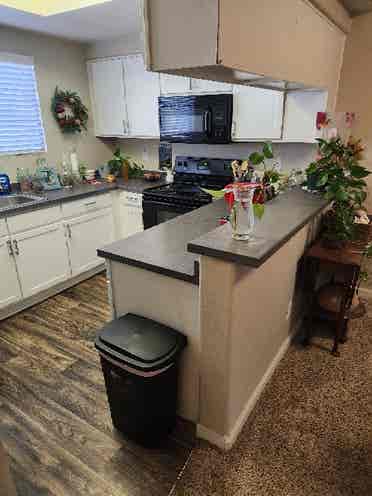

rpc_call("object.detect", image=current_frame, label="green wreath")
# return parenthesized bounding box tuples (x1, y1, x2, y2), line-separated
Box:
(51, 87, 88, 133)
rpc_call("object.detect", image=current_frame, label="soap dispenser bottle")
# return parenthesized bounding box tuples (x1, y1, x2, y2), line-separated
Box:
(0, 174, 11, 195)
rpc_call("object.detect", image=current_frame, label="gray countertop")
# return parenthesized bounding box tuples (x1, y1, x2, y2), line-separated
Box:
(98, 200, 228, 284)
(0, 177, 167, 218)
(98, 188, 328, 284)
(188, 188, 328, 267)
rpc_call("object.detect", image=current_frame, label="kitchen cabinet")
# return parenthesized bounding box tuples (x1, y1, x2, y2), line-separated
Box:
(282, 90, 328, 142)
(160, 73, 190, 94)
(87, 58, 128, 137)
(118, 192, 143, 239)
(123, 54, 160, 137)
(191, 78, 232, 93)
(0, 236, 22, 309)
(145, 0, 347, 111)
(13, 223, 70, 298)
(232, 85, 284, 141)
(88, 55, 160, 138)
(66, 208, 115, 276)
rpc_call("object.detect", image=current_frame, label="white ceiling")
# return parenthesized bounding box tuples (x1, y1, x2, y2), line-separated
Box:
(0, 0, 142, 42)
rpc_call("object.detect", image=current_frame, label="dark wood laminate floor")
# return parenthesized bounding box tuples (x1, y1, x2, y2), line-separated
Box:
(0, 274, 193, 496)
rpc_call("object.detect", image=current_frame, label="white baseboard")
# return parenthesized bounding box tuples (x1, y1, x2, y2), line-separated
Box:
(197, 319, 302, 451)
(196, 424, 227, 450)
(0, 265, 105, 321)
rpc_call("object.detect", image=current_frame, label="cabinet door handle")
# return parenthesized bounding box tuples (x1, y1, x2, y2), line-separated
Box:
(67, 225, 72, 238)
(84, 201, 96, 207)
(6, 240, 14, 256)
(13, 240, 19, 256)
(232, 121, 237, 137)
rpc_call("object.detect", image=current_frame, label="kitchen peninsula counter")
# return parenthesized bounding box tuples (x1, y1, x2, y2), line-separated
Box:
(98, 188, 328, 283)
(99, 187, 328, 450)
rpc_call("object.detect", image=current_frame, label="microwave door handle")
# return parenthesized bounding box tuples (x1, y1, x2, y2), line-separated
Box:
(202, 110, 208, 134)
(203, 110, 212, 136)
(207, 109, 212, 136)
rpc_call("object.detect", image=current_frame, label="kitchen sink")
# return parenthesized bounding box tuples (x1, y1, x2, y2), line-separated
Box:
(0, 193, 45, 212)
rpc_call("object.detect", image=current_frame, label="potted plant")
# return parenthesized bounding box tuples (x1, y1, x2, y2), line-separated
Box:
(107, 148, 144, 181)
(306, 136, 370, 249)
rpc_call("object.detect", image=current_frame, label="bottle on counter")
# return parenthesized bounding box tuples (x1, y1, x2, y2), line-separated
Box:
(70, 148, 79, 176)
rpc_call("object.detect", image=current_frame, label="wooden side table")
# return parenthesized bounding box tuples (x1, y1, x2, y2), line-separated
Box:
(303, 239, 364, 356)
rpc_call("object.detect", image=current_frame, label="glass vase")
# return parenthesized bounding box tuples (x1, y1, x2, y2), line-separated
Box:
(230, 184, 255, 241)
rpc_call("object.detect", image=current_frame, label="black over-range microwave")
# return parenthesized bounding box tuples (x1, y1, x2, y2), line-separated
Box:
(159, 93, 233, 144)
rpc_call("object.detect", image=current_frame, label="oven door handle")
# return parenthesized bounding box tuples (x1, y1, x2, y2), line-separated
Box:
(142, 200, 193, 212)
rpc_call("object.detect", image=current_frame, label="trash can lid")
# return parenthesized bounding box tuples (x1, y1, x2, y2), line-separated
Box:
(95, 314, 187, 371)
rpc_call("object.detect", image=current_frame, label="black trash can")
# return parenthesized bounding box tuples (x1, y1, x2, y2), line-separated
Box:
(95, 313, 187, 446)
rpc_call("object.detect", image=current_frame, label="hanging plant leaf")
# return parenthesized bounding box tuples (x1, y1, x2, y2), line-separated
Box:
(262, 142, 274, 159)
(249, 152, 265, 165)
(316, 173, 329, 187)
(350, 165, 370, 178)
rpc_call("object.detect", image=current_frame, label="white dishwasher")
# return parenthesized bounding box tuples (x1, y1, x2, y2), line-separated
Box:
(118, 191, 144, 239)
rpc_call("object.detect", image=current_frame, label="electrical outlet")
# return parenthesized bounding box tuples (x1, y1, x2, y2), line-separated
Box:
(142, 146, 149, 164)
(286, 298, 293, 321)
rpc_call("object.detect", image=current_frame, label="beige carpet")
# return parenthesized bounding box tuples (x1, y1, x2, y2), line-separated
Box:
(175, 301, 372, 496)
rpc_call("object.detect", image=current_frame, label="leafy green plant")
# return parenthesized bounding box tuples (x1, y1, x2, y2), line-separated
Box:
(306, 137, 370, 244)
(107, 148, 144, 178)
(248, 142, 274, 167)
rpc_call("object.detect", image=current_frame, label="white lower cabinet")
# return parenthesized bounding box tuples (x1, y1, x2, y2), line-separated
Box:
(1, 192, 130, 315)
(120, 204, 144, 238)
(66, 208, 115, 276)
(118, 192, 143, 239)
(0, 236, 22, 309)
(13, 223, 70, 298)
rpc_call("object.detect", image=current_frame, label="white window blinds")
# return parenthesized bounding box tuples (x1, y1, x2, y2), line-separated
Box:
(0, 53, 46, 155)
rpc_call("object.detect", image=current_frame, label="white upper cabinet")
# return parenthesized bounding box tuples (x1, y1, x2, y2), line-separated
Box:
(232, 85, 284, 141)
(160, 73, 191, 94)
(190, 78, 233, 93)
(123, 54, 160, 138)
(282, 90, 328, 142)
(0, 236, 22, 309)
(88, 58, 128, 137)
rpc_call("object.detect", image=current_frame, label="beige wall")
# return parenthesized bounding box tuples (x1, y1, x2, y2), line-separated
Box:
(85, 33, 143, 59)
(0, 26, 112, 181)
(198, 217, 320, 441)
(310, 0, 352, 33)
(337, 12, 372, 212)
(114, 138, 160, 169)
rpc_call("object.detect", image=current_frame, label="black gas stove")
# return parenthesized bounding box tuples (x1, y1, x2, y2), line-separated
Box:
(143, 156, 233, 229)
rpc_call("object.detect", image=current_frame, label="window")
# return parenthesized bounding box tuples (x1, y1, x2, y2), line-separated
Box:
(0, 53, 46, 155)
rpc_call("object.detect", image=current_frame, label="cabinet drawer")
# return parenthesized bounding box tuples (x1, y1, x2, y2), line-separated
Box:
(0, 218, 8, 237)
(62, 193, 112, 219)
(7, 206, 62, 234)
